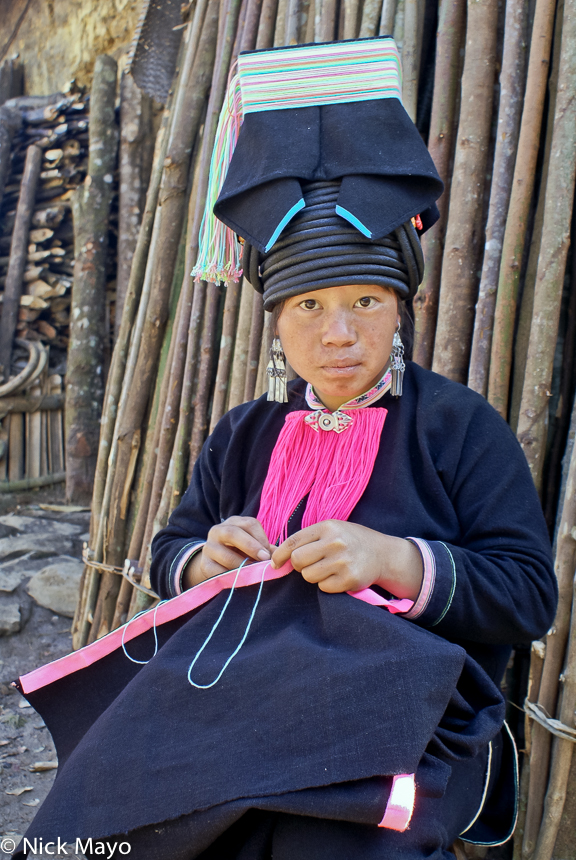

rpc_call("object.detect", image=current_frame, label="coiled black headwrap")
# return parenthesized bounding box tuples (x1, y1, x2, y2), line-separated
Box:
(242, 180, 424, 311)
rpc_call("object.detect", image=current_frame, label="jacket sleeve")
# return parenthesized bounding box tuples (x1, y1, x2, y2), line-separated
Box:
(150, 415, 233, 600)
(403, 393, 556, 646)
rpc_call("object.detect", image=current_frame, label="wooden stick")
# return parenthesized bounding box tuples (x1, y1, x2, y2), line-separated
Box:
(523, 390, 576, 859)
(27, 378, 42, 480)
(8, 412, 24, 481)
(275, 0, 290, 43)
(467, 0, 529, 396)
(401, 0, 420, 120)
(0, 144, 43, 383)
(431, 0, 499, 384)
(256, 0, 280, 48)
(393, 0, 405, 54)
(209, 280, 242, 431)
(228, 279, 254, 409)
(0, 392, 64, 414)
(316, 0, 337, 41)
(0, 105, 21, 211)
(233, 0, 251, 60)
(343, 0, 360, 38)
(379, 0, 396, 34)
(412, 0, 466, 369)
(359, 0, 382, 37)
(487, 0, 557, 417)
(244, 292, 265, 401)
(132, 253, 191, 577)
(116, 72, 154, 340)
(66, 56, 118, 505)
(188, 282, 223, 475)
(285, 0, 301, 43)
(305, 0, 316, 41)
(515, 0, 576, 488)
(0, 416, 8, 482)
(543, 226, 576, 530)
(167, 280, 208, 516)
(242, 0, 265, 49)
(533, 574, 576, 860)
(0, 471, 65, 492)
(256, 310, 273, 398)
(513, 640, 546, 860)
(48, 375, 64, 474)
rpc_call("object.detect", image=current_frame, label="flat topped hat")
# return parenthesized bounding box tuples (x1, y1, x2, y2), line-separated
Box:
(193, 36, 443, 306)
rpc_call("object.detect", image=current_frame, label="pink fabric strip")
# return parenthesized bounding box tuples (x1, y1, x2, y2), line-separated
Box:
(20, 563, 411, 694)
(378, 773, 416, 831)
(402, 538, 435, 619)
(347, 587, 413, 614)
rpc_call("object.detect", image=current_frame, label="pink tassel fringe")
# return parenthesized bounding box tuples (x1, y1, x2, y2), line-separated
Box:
(257, 408, 388, 545)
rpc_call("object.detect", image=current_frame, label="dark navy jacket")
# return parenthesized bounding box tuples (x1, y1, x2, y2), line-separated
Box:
(151, 362, 557, 686)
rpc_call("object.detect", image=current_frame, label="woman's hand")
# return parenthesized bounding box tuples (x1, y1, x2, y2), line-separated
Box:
(182, 516, 274, 590)
(270, 520, 423, 600)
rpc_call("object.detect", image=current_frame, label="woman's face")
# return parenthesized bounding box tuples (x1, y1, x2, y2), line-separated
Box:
(276, 284, 399, 412)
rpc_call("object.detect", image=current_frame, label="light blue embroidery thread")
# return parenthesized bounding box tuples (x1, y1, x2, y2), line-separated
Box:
(121, 600, 168, 665)
(188, 558, 267, 689)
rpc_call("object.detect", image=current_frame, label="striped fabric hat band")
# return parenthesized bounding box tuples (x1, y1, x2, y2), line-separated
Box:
(238, 37, 403, 113)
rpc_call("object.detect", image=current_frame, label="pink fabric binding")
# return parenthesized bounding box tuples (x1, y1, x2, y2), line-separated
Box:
(19, 562, 413, 694)
(379, 773, 416, 831)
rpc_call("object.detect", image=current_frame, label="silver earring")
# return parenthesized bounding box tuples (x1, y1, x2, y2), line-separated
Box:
(267, 337, 288, 403)
(390, 329, 405, 398)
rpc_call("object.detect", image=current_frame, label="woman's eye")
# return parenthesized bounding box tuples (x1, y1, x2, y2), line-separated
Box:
(355, 296, 376, 308)
(300, 299, 320, 310)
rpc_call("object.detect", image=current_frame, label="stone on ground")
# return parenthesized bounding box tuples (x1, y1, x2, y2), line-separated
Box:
(26, 557, 84, 617)
(0, 602, 21, 635)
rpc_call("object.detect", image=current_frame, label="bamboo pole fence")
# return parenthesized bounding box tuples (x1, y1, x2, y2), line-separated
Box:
(42, 0, 576, 855)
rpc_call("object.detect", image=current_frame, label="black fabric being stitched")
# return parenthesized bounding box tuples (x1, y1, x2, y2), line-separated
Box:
(242, 181, 425, 310)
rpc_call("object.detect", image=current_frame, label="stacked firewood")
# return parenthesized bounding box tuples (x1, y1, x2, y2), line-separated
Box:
(0, 79, 119, 492)
(0, 91, 90, 358)
(68, 0, 576, 858)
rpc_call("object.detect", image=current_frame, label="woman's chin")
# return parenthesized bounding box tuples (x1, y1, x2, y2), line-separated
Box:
(313, 371, 372, 401)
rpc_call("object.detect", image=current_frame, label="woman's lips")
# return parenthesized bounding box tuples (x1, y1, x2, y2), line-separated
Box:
(320, 364, 360, 377)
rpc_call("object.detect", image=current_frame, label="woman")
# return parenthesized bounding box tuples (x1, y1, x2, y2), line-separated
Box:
(147, 180, 556, 860)
(16, 37, 556, 860)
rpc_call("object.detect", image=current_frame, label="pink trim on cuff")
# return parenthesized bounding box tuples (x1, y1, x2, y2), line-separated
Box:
(402, 538, 436, 619)
(379, 773, 416, 831)
(172, 542, 206, 595)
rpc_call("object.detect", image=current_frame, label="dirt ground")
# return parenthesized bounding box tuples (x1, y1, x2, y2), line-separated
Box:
(0, 488, 89, 859)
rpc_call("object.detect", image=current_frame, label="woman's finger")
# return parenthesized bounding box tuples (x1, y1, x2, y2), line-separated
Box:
(203, 542, 250, 574)
(289, 542, 328, 576)
(224, 516, 274, 551)
(316, 573, 347, 593)
(210, 523, 271, 561)
(271, 524, 324, 568)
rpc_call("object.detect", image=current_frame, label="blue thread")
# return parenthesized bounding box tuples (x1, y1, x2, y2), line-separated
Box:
(188, 559, 267, 689)
(334, 205, 372, 238)
(122, 600, 168, 665)
(264, 199, 306, 251)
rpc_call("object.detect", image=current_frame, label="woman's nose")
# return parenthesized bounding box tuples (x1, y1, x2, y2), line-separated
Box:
(321, 311, 357, 346)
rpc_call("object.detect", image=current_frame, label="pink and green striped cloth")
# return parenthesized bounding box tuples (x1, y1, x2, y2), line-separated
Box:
(238, 37, 402, 113)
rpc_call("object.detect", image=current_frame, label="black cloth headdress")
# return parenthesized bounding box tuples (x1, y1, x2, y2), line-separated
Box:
(192, 37, 443, 304)
(243, 180, 425, 310)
